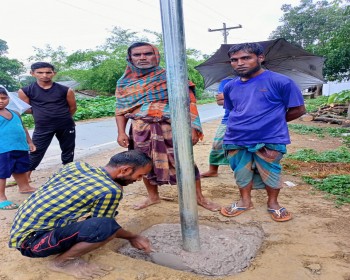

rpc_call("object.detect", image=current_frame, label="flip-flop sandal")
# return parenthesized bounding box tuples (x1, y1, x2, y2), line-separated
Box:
(0, 200, 19, 210)
(220, 202, 254, 217)
(268, 207, 292, 222)
(5, 181, 17, 188)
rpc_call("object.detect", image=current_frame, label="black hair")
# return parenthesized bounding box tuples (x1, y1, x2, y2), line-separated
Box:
(0, 87, 8, 96)
(31, 62, 55, 71)
(107, 150, 152, 170)
(127, 42, 152, 59)
(228, 43, 264, 57)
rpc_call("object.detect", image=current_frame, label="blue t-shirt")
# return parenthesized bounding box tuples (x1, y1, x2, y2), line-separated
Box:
(223, 70, 304, 145)
(0, 109, 29, 153)
(217, 78, 233, 124)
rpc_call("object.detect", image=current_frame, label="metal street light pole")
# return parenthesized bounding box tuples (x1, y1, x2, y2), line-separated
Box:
(159, 0, 200, 252)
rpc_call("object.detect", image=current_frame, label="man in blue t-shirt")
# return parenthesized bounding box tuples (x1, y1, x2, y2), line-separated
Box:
(221, 42, 305, 222)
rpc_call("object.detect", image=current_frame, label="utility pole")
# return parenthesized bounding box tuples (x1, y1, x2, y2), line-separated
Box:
(208, 22, 242, 44)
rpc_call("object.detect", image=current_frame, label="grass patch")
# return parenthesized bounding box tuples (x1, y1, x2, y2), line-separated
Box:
(197, 97, 215, 104)
(288, 123, 350, 138)
(303, 175, 350, 205)
(285, 147, 350, 163)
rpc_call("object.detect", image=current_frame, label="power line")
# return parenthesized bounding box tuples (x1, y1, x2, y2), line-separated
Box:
(192, 0, 232, 23)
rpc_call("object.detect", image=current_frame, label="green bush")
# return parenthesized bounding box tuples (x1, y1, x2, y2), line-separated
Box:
(327, 89, 350, 104)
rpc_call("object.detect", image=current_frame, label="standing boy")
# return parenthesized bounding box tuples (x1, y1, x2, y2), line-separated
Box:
(18, 62, 77, 181)
(0, 87, 36, 210)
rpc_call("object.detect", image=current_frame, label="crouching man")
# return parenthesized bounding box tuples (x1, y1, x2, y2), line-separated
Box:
(9, 150, 153, 279)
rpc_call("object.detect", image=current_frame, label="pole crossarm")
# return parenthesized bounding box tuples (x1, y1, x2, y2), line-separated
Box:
(208, 24, 242, 32)
(208, 22, 242, 44)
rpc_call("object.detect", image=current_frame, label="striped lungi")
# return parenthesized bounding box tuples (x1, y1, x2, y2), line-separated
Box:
(209, 124, 229, 166)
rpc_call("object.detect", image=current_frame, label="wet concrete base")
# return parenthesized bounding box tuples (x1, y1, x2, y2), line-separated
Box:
(118, 223, 265, 276)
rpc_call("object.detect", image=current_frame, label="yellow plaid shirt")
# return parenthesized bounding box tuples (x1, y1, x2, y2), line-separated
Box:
(9, 162, 123, 248)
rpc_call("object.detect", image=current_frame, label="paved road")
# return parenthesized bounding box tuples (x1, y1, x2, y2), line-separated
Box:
(30, 103, 224, 169)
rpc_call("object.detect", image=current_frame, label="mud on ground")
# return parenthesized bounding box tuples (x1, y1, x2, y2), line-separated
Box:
(0, 118, 349, 280)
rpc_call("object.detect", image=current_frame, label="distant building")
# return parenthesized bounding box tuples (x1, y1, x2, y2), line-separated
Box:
(323, 81, 350, 96)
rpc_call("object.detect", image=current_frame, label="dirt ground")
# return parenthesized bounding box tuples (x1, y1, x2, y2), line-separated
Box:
(0, 118, 349, 280)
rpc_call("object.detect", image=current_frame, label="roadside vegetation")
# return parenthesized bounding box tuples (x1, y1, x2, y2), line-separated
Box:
(285, 93, 350, 205)
(303, 175, 350, 205)
(284, 145, 350, 205)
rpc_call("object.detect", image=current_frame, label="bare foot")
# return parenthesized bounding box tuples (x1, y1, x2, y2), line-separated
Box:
(200, 170, 218, 178)
(133, 197, 161, 210)
(197, 198, 221, 212)
(18, 186, 37, 194)
(48, 258, 113, 279)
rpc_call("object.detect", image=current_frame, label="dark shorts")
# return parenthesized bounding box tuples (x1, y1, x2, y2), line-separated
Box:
(18, 217, 121, 258)
(0, 150, 30, 179)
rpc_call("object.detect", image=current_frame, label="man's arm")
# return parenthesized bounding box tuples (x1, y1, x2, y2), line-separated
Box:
(216, 93, 224, 106)
(115, 228, 151, 253)
(286, 105, 306, 122)
(66, 88, 77, 116)
(18, 89, 32, 114)
(15, 111, 36, 152)
(116, 113, 129, 148)
(24, 127, 36, 152)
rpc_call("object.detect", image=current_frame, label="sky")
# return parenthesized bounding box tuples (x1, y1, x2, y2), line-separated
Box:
(2, 0, 302, 62)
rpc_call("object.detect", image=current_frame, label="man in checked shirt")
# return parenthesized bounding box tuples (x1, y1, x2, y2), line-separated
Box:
(9, 150, 152, 279)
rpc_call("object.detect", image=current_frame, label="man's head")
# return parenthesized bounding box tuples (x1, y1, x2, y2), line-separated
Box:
(227, 43, 265, 79)
(106, 150, 152, 186)
(127, 42, 159, 69)
(0, 87, 9, 109)
(30, 62, 56, 82)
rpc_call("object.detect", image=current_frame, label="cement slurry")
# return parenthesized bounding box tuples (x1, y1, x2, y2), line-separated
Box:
(118, 223, 265, 276)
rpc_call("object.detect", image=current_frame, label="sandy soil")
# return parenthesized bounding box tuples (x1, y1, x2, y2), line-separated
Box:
(0, 118, 349, 280)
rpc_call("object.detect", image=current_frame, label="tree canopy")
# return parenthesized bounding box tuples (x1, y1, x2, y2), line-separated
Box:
(270, 0, 350, 81)
(0, 27, 207, 96)
(0, 39, 24, 91)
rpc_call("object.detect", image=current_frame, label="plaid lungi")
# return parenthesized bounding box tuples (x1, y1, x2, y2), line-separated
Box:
(224, 144, 286, 189)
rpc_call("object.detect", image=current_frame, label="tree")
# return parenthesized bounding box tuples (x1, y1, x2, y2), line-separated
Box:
(59, 47, 127, 93)
(101, 26, 148, 52)
(28, 44, 68, 71)
(0, 39, 24, 91)
(186, 48, 206, 98)
(270, 0, 350, 81)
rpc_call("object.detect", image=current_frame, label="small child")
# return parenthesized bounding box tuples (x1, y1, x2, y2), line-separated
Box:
(0, 87, 36, 210)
